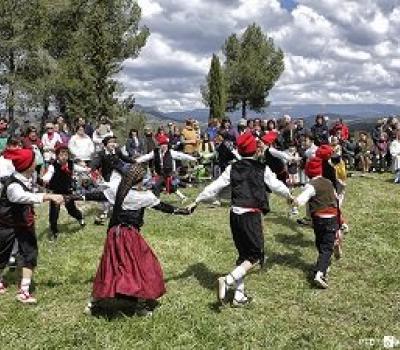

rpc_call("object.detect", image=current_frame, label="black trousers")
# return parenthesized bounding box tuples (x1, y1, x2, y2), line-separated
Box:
(0, 227, 38, 270)
(229, 211, 264, 266)
(312, 217, 338, 275)
(49, 200, 83, 234)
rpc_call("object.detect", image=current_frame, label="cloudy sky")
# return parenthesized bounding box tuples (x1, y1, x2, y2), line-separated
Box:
(118, 0, 400, 112)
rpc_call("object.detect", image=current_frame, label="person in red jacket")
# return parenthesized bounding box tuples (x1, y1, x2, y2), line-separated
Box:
(330, 119, 349, 141)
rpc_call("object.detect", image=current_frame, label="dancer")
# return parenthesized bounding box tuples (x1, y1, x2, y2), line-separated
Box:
(0, 148, 63, 303)
(42, 144, 87, 239)
(90, 135, 135, 225)
(135, 134, 196, 201)
(190, 132, 292, 307)
(79, 164, 192, 315)
(293, 156, 339, 289)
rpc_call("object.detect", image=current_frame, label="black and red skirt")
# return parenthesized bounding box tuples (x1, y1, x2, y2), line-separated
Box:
(92, 225, 166, 300)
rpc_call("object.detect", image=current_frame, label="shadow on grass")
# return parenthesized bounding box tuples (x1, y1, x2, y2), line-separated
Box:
(89, 297, 160, 320)
(37, 222, 86, 241)
(274, 232, 314, 248)
(266, 250, 314, 277)
(166, 262, 224, 291)
(267, 215, 310, 236)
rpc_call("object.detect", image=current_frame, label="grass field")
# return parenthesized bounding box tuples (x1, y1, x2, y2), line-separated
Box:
(1, 173, 399, 349)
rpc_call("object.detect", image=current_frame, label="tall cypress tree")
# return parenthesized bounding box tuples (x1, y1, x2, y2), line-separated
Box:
(224, 23, 284, 118)
(202, 54, 227, 120)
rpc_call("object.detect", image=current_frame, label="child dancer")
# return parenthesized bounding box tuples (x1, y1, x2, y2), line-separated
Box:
(0, 149, 63, 303)
(191, 132, 292, 307)
(79, 164, 192, 315)
(90, 136, 135, 224)
(135, 134, 196, 201)
(293, 156, 339, 289)
(42, 144, 86, 239)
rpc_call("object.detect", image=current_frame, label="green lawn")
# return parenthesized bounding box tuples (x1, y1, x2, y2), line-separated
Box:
(1, 174, 399, 349)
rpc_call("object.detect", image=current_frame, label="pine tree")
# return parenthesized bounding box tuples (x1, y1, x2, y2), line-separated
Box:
(223, 23, 284, 118)
(202, 54, 227, 120)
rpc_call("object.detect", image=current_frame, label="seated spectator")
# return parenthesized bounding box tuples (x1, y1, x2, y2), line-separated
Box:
(341, 136, 357, 170)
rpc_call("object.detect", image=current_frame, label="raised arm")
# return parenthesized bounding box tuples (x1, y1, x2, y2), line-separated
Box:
(195, 165, 231, 203)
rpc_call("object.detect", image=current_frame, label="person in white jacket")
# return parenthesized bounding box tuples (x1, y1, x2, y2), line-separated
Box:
(389, 130, 400, 183)
(68, 125, 95, 163)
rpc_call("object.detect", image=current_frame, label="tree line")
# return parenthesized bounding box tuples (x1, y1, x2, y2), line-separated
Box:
(0, 0, 149, 128)
(202, 23, 285, 119)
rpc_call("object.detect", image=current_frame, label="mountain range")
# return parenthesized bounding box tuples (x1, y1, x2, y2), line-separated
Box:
(136, 103, 400, 125)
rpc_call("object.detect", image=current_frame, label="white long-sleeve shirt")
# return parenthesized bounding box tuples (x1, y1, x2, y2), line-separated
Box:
(195, 162, 291, 214)
(100, 171, 161, 210)
(6, 172, 44, 204)
(42, 162, 89, 183)
(136, 149, 196, 172)
(68, 134, 95, 161)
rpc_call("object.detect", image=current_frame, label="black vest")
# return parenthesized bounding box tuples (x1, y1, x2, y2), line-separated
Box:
(264, 149, 285, 175)
(109, 208, 145, 229)
(49, 160, 74, 194)
(0, 176, 35, 230)
(230, 159, 269, 211)
(154, 148, 173, 176)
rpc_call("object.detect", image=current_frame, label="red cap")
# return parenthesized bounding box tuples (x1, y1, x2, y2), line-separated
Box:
(156, 134, 169, 145)
(305, 157, 323, 179)
(316, 144, 333, 161)
(3, 148, 35, 172)
(261, 131, 278, 145)
(237, 132, 257, 156)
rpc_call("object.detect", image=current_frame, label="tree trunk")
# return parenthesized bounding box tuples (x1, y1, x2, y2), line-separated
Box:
(40, 96, 50, 135)
(241, 99, 247, 119)
(7, 50, 15, 124)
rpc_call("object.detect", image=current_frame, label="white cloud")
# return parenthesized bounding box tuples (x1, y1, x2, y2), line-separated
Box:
(119, 0, 400, 111)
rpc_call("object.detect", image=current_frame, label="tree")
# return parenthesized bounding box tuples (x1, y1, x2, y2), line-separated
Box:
(201, 54, 227, 120)
(0, 0, 48, 122)
(223, 23, 284, 118)
(71, 0, 149, 121)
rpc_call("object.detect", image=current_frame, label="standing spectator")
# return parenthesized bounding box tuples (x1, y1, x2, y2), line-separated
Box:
(330, 118, 349, 141)
(0, 117, 9, 154)
(23, 126, 44, 178)
(125, 129, 142, 157)
(356, 132, 371, 173)
(92, 117, 114, 152)
(166, 122, 175, 141)
(389, 130, 400, 183)
(206, 118, 219, 142)
(293, 119, 309, 145)
(181, 120, 198, 155)
(170, 126, 183, 151)
(142, 126, 156, 155)
(311, 115, 329, 145)
(41, 122, 62, 164)
(75, 116, 94, 138)
(220, 118, 238, 142)
(55, 115, 71, 144)
(68, 125, 95, 163)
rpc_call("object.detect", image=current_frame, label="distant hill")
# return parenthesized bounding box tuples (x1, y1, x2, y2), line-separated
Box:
(162, 104, 400, 124)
